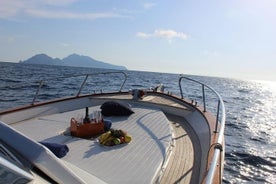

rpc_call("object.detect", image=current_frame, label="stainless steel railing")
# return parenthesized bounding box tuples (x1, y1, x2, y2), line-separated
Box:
(178, 75, 226, 184)
(32, 71, 127, 104)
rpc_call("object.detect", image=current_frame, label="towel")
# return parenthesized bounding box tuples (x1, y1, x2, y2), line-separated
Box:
(39, 141, 69, 158)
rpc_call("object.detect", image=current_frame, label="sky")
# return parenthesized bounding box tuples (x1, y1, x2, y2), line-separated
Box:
(0, 0, 276, 81)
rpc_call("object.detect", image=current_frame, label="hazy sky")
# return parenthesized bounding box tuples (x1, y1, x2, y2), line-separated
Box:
(0, 0, 275, 81)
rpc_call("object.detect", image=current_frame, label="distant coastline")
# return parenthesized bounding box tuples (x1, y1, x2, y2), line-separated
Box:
(19, 53, 127, 70)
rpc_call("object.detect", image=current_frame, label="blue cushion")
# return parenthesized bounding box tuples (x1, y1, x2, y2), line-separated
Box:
(103, 119, 112, 131)
(39, 142, 69, 158)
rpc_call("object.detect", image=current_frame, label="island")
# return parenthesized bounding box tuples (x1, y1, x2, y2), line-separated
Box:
(19, 54, 127, 70)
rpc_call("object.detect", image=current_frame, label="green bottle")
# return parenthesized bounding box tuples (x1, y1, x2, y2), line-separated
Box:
(83, 107, 90, 124)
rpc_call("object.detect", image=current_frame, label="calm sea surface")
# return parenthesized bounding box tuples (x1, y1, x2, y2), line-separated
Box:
(0, 62, 275, 183)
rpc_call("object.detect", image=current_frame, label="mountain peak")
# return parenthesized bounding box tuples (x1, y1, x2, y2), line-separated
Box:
(32, 53, 51, 59)
(22, 54, 61, 65)
(20, 53, 127, 70)
(66, 53, 81, 57)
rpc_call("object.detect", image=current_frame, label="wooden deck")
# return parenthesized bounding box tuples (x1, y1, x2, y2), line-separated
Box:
(159, 114, 201, 184)
(142, 93, 203, 183)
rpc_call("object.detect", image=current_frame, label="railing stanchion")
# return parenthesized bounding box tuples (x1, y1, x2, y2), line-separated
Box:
(202, 84, 206, 112)
(178, 76, 184, 99)
(119, 72, 128, 92)
(76, 74, 89, 96)
(215, 100, 220, 133)
(32, 80, 44, 105)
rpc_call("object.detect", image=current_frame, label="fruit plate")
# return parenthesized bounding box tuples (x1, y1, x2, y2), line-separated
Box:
(98, 129, 132, 147)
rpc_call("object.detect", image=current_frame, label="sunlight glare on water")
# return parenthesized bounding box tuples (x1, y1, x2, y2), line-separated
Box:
(258, 80, 276, 95)
(248, 80, 276, 183)
(249, 80, 276, 143)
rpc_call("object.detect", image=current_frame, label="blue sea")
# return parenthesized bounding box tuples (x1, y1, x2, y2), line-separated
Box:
(0, 62, 275, 183)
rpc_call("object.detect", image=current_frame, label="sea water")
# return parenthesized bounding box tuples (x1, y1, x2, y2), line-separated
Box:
(0, 62, 275, 183)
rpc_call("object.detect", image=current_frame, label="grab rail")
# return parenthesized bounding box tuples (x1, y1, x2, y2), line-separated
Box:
(32, 71, 127, 104)
(178, 76, 226, 184)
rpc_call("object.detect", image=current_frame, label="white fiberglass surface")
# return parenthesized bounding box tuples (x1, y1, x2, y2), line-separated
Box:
(11, 104, 172, 184)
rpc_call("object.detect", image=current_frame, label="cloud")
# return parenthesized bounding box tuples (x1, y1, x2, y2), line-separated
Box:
(42, 0, 78, 6)
(143, 2, 156, 9)
(136, 32, 151, 38)
(0, 0, 25, 18)
(0, 0, 129, 20)
(25, 9, 126, 20)
(137, 29, 188, 41)
(154, 29, 188, 40)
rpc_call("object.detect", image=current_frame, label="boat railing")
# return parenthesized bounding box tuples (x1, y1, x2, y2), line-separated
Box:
(32, 71, 127, 104)
(178, 75, 226, 184)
